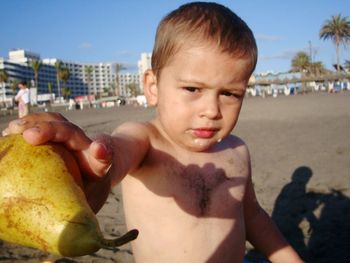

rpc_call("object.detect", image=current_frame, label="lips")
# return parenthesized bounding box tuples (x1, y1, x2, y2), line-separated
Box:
(192, 128, 218, 139)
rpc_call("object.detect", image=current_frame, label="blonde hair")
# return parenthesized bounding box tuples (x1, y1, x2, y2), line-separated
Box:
(151, 2, 258, 79)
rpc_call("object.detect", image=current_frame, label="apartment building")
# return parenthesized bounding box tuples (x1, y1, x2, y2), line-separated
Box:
(118, 73, 140, 97)
(0, 49, 120, 100)
(0, 49, 155, 102)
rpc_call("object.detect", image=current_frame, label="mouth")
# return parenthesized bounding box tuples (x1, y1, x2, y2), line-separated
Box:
(192, 128, 219, 139)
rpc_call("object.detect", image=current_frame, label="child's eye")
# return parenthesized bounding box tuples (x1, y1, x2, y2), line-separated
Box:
(221, 91, 243, 99)
(221, 91, 234, 97)
(184, 87, 200, 93)
(221, 91, 237, 97)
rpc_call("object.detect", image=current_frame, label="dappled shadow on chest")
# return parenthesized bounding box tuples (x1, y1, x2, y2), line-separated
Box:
(131, 145, 249, 262)
(138, 148, 247, 219)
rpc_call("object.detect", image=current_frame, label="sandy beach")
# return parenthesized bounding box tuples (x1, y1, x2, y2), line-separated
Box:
(0, 91, 349, 263)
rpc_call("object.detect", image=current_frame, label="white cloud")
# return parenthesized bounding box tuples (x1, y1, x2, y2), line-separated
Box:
(115, 50, 134, 58)
(260, 49, 299, 61)
(78, 42, 92, 49)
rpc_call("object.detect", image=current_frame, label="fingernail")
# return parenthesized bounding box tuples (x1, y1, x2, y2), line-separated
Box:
(98, 142, 108, 150)
(2, 129, 9, 136)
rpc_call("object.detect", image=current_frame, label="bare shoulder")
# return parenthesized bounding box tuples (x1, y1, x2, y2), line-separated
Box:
(112, 121, 154, 139)
(222, 134, 250, 156)
(219, 134, 251, 172)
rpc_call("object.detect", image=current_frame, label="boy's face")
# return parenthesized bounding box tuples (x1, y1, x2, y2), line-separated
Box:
(150, 44, 252, 152)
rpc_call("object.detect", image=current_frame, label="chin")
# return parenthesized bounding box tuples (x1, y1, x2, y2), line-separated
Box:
(186, 139, 218, 152)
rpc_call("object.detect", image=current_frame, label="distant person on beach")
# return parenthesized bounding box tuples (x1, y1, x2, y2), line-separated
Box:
(3, 2, 303, 262)
(15, 80, 30, 118)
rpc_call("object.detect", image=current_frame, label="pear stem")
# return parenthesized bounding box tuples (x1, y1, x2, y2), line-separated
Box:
(99, 229, 139, 248)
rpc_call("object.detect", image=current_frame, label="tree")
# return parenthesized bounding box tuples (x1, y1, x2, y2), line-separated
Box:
(0, 70, 8, 101)
(291, 52, 311, 94)
(58, 67, 71, 101)
(0, 69, 8, 84)
(115, 63, 126, 96)
(84, 65, 93, 95)
(47, 82, 53, 103)
(10, 79, 19, 106)
(126, 82, 139, 98)
(62, 87, 71, 100)
(54, 60, 62, 100)
(59, 67, 70, 88)
(311, 61, 327, 76)
(107, 82, 116, 96)
(320, 14, 350, 72)
(291, 51, 310, 73)
(10, 79, 19, 94)
(31, 59, 42, 90)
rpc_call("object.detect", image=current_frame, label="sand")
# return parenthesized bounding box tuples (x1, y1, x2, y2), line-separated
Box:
(0, 91, 349, 263)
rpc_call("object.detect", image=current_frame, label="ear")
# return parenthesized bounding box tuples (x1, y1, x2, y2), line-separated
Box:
(143, 69, 158, 106)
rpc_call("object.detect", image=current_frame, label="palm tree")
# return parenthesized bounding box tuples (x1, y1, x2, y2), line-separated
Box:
(62, 87, 71, 100)
(311, 61, 327, 76)
(54, 60, 62, 100)
(291, 51, 311, 94)
(115, 63, 126, 96)
(59, 67, 70, 88)
(59, 67, 71, 101)
(10, 79, 19, 107)
(47, 82, 53, 103)
(84, 65, 93, 96)
(291, 51, 310, 74)
(126, 82, 139, 98)
(0, 70, 8, 101)
(31, 59, 42, 90)
(320, 14, 350, 72)
(10, 79, 19, 95)
(0, 69, 8, 84)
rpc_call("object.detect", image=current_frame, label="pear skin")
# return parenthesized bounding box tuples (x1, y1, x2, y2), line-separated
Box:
(0, 134, 138, 257)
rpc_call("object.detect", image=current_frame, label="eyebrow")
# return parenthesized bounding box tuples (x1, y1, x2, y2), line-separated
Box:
(177, 78, 207, 87)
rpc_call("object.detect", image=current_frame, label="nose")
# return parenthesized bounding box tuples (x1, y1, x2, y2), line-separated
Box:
(199, 94, 221, 120)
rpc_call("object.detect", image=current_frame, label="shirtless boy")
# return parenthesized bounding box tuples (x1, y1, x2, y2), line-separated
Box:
(3, 2, 303, 262)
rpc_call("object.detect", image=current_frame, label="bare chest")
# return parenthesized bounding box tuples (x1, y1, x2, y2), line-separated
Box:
(139, 152, 248, 218)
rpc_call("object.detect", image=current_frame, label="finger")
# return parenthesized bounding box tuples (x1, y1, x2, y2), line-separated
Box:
(4, 112, 67, 135)
(90, 141, 112, 162)
(5, 119, 29, 135)
(22, 121, 92, 152)
(24, 112, 68, 122)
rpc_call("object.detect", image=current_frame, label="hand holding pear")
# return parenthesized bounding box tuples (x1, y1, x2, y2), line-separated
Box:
(0, 134, 138, 257)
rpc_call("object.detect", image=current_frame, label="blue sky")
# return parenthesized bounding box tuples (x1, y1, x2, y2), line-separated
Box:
(1, 0, 349, 74)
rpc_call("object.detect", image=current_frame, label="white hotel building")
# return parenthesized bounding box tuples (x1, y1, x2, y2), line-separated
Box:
(0, 49, 142, 101)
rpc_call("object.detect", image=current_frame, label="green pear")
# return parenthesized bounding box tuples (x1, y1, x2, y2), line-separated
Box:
(0, 134, 138, 257)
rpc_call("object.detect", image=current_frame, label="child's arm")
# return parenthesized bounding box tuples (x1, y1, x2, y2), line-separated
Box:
(243, 155, 304, 262)
(106, 122, 150, 186)
(81, 122, 150, 212)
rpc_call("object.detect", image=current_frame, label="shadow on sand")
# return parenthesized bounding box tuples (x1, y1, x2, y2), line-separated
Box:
(246, 166, 350, 263)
